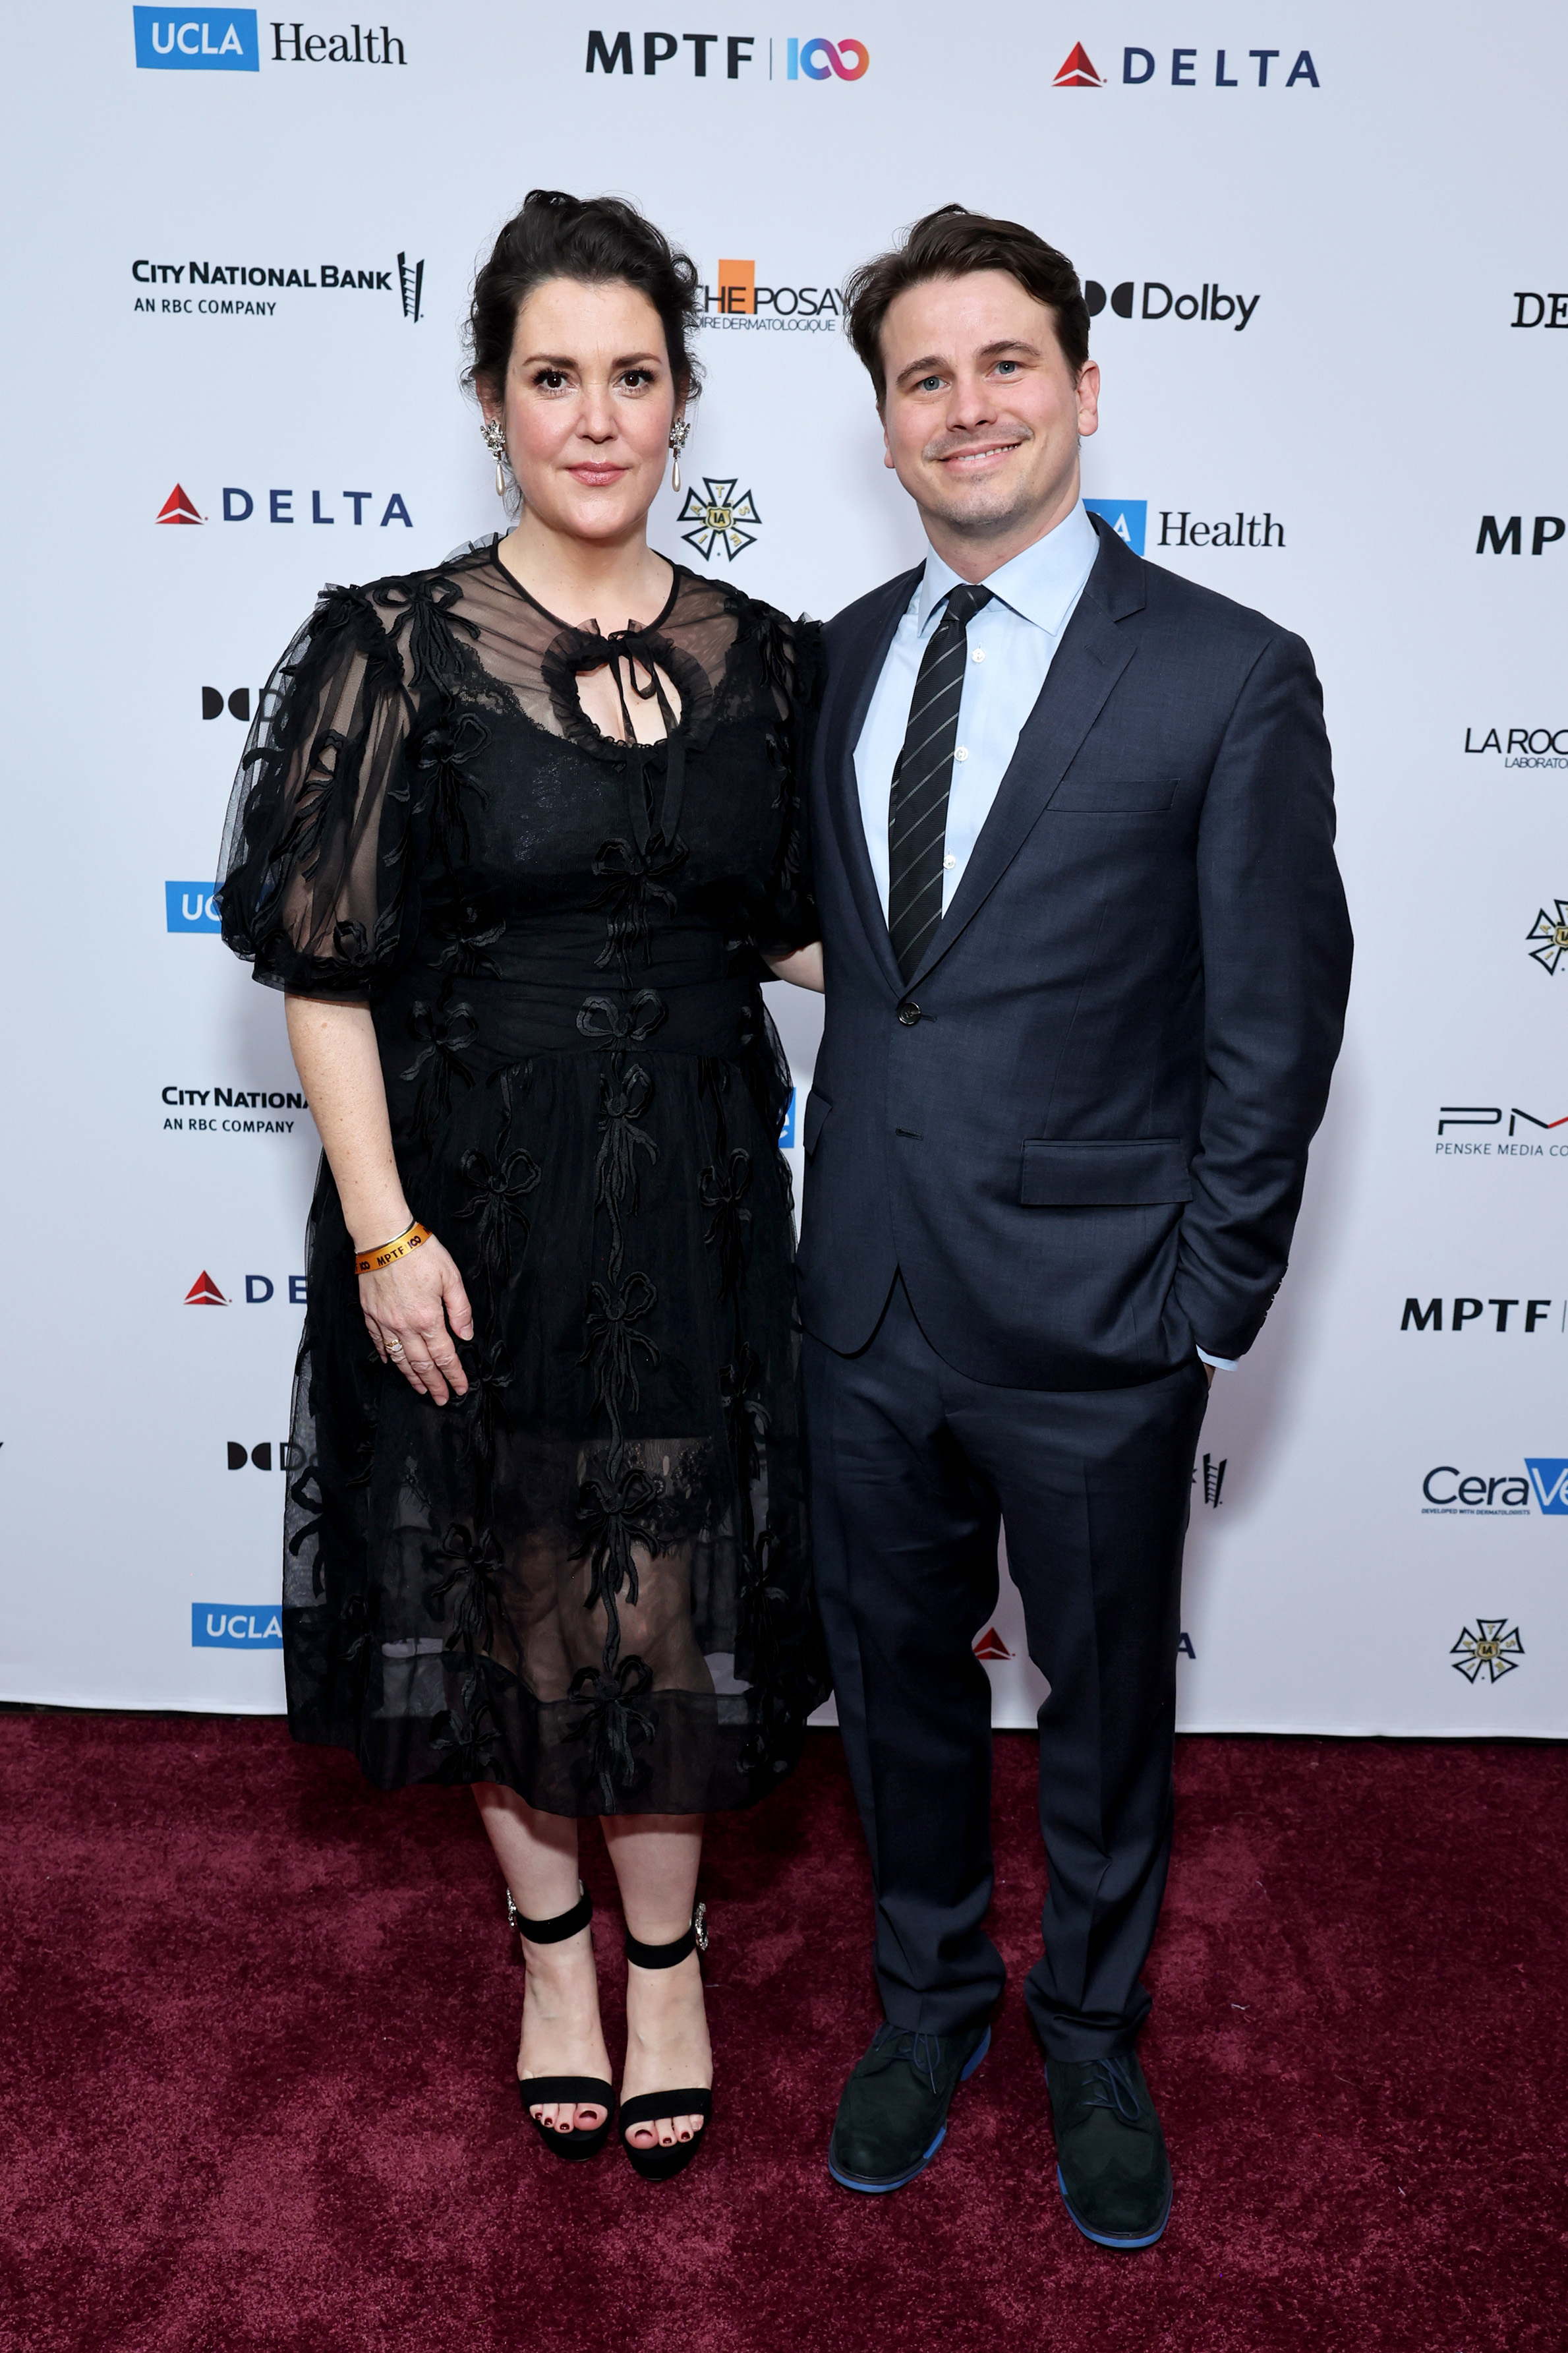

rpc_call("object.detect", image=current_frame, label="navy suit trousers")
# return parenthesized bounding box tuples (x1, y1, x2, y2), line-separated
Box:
(805, 1276, 1211, 2061)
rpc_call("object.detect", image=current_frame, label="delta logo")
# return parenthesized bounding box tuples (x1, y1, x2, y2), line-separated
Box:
(184, 1270, 308, 1303)
(1053, 40, 1320, 90)
(155, 483, 413, 526)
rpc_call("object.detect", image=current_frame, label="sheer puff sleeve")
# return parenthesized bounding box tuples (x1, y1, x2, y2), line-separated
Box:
(744, 607, 823, 960)
(217, 585, 414, 1000)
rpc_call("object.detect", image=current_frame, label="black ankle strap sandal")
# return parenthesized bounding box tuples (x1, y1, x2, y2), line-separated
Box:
(620, 1905, 712, 2183)
(508, 1882, 615, 2163)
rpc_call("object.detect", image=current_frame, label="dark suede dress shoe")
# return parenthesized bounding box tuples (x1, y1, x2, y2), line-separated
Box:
(1045, 2050, 1173, 2249)
(828, 2021, 991, 2193)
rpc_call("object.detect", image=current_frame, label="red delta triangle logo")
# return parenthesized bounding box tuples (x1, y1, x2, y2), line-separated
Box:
(157, 484, 204, 525)
(973, 1626, 1013, 1661)
(185, 1271, 228, 1305)
(1053, 42, 1103, 87)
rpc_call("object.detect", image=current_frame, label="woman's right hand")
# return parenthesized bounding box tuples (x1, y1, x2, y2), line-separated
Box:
(359, 1234, 475, 1404)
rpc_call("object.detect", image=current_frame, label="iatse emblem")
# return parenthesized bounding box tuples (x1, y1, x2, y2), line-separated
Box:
(678, 476, 761, 562)
(1526, 899, 1568, 974)
(1451, 1621, 1524, 1683)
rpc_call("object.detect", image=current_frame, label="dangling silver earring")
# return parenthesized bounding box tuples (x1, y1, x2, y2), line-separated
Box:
(669, 416, 691, 495)
(480, 417, 508, 499)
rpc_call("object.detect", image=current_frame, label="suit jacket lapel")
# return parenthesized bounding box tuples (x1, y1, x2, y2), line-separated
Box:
(906, 533, 1142, 991)
(819, 568, 921, 996)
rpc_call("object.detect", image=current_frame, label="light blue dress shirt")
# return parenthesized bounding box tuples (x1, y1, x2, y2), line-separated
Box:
(854, 497, 1100, 921)
(851, 498, 1236, 1370)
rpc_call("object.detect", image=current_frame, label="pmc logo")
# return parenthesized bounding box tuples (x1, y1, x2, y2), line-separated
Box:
(786, 36, 867, 78)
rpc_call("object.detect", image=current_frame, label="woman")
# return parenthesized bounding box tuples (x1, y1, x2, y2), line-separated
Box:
(218, 189, 828, 2180)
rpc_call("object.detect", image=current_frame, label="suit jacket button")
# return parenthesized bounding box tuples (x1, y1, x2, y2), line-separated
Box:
(897, 1001, 921, 1027)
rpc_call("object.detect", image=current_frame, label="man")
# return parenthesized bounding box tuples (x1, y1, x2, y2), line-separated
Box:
(798, 206, 1351, 2246)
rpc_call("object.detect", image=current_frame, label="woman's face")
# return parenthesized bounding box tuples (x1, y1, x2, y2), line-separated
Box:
(486, 276, 682, 545)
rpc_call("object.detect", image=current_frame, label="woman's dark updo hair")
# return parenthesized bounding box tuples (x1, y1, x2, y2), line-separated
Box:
(465, 189, 704, 404)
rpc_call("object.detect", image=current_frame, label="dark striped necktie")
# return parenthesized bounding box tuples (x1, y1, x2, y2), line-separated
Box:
(886, 581, 993, 981)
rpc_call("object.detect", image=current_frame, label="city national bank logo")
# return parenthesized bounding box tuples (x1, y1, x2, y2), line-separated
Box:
(1451, 1621, 1524, 1683)
(163, 1082, 308, 1136)
(1527, 900, 1568, 974)
(1421, 1461, 1568, 1515)
(1054, 40, 1319, 90)
(134, 251, 424, 321)
(1465, 725, 1568, 769)
(679, 477, 761, 562)
(696, 259, 840, 334)
(1434, 1106, 1568, 1160)
(154, 485, 413, 525)
(133, 10, 259, 69)
(1084, 498, 1146, 555)
(192, 1605, 283, 1648)
(1085, 280, 1260, 334)
(184, 1269, 308, 1303)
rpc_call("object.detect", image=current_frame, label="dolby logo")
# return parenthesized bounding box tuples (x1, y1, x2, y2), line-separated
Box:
(1086, 280, 1260, 332)
(203, 686, 258, 721)
(227, 1440, 305, 1471)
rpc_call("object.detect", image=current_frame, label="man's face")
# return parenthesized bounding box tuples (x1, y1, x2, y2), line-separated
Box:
(877, 270, 1099, 553)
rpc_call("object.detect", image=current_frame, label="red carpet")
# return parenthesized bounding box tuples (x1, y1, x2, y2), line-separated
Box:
(1, 1718, 1563, 2353)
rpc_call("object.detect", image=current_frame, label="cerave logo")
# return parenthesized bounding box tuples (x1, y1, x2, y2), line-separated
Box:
(1435, 1106, 1568, 1159)
(192, 1605, 282, 1647)
(154, 484, 413, 525)
(1464, 725, 1568, 767)
(133, 10, 259, 69)
(1420, 1463, 1568, 1516)
(183, 1270, 307, 1303)
(1084, 498, 1146, 554)
(1085, 280, 1260, 333)
(133, 253, 424, 322)
(1054, 40, 1319, 90)
(1476, 515, 1564, 556)
(1400, 1295, 1558, 1332)
(167, 880, 219, 930)
(583, 32, 866, 78)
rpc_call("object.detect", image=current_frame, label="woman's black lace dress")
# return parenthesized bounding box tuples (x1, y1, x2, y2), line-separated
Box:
(218, 541, 828, 1814)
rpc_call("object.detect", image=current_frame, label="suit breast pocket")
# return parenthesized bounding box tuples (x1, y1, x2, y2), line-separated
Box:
(1048, 777, 1178, 814)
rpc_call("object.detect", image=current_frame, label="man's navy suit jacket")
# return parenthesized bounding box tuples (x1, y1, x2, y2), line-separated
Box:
(795, 514, 1354, 1390)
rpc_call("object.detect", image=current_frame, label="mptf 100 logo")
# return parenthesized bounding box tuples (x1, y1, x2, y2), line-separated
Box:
(583, 31, 866, 78)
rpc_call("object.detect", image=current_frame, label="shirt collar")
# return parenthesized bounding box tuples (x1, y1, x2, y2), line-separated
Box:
(915, 498, 1101, 639)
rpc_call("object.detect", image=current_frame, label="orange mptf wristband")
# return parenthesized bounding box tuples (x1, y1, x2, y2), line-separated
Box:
(354, 1221, 431, 1276)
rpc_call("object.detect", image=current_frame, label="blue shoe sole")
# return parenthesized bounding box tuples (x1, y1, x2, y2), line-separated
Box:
(1056, 2163, 1172, 2249)
(827, 2026, 991, 2193)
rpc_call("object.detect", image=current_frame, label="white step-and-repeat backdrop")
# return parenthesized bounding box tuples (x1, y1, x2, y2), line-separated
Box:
(1, 4, 1563, 1734)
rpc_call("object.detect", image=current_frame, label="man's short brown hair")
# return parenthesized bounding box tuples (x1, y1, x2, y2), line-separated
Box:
(844, 204, 1091, 403)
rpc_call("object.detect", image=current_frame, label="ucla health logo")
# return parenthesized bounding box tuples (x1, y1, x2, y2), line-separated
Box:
(193, 1605, 282, 1648)
(167, 880, 219, 931)
(134, 9, 259, 69)
(786, 36, 868, 78)
(1084, 498, 1146, 555)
